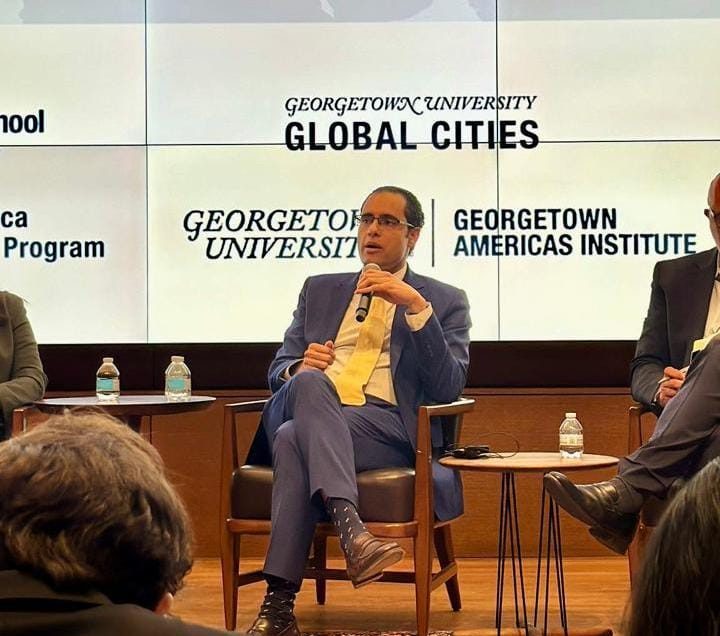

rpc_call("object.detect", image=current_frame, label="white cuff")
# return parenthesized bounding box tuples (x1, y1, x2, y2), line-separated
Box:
(405, 302, 433, 332)
(282, 360, 303, 381)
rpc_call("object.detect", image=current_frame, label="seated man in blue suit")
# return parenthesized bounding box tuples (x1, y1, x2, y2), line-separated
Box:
(545, 172, 720, 556)
(245, 185, 471, 636)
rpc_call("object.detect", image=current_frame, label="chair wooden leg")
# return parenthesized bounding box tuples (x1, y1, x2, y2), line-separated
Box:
(628, 521, 653, 589)
(434, 524, 461, 611)
(627, 532, 640, 588)
(11, 408, 27, 437)
(414, 529, 433, 636)
(11, 406, 44, 437)
(313, 535, 327, 605)
(220, 530, 240, 630)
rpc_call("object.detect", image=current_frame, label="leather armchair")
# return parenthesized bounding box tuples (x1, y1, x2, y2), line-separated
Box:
(219, 397, 475, 636)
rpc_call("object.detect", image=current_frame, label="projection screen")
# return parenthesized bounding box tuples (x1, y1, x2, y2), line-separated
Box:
(1, 1, 719, 343)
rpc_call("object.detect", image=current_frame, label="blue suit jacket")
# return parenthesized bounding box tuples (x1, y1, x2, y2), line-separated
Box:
(251, 267, 471, 521)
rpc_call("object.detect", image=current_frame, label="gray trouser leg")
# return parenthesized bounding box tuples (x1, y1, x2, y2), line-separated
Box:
(619, 340, 720, 496)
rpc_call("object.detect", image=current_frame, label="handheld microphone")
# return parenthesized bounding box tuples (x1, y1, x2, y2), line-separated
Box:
(355, 262, 380, 322)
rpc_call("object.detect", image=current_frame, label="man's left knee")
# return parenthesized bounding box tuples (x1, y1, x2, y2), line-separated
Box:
(273, 419, 297, 452)
(289, 369, 336, 398)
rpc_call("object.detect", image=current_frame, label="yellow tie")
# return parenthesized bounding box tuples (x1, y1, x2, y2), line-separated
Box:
(692, 331, 720, 358)
(332, 296, 389, 406)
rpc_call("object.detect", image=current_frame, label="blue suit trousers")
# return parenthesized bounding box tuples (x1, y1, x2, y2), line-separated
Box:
(261, 370, 414, 585)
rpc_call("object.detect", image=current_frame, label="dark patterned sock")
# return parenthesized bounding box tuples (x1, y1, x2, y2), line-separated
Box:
(255, 575, 298, 628)
(326, 497, 368, 556)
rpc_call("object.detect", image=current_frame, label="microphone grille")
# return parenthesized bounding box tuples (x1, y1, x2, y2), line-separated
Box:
(363, 262, 381, 272)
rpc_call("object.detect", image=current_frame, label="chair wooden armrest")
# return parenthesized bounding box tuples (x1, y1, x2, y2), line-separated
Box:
(419, 398, 476, 418)
(628, 402, 657, 454)
(414, 398, 476, 520)
(416, 398, 476, 455)
(225, 399, 268, 414)
(220, 400, 269, 521)
(222, 400, 269, 483)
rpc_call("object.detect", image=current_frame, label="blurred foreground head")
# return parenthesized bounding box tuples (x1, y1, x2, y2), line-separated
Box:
(0, 411, 193, 610)
(627, 457, 720, 635)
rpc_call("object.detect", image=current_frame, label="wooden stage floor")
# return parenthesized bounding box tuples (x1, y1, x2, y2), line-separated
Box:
(173, 557, 631, 635)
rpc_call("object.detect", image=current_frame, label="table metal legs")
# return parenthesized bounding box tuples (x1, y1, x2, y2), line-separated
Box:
(495, 474, 572, 636)
(533, 483, 568, 636)
(496, 472, 528, 635)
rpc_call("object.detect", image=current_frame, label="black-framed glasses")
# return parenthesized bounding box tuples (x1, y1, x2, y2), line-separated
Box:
(354, 213, 416, 229)
(704, 208, 720, 223)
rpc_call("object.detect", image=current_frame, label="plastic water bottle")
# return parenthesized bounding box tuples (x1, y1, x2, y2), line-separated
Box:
(559, 412, 584, 459)
(96, 357, 120, 401)
(165, 355, 191, 401)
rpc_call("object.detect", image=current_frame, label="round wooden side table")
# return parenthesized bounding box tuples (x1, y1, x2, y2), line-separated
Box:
(33, 394, 216, 442)
(441, 452, 618, 636)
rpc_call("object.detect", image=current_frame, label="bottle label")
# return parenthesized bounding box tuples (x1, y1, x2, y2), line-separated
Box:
(96, 378, 117, 391)
(559, 434, 583, 446)
(167, 378, 187, 391)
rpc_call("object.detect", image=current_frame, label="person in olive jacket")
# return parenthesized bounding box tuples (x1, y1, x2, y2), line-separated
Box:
(0, 291, 47, 439)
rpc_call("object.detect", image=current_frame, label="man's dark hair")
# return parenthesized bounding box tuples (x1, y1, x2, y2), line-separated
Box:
(0, 412, 193, 610)
(363, 185, 425, 228)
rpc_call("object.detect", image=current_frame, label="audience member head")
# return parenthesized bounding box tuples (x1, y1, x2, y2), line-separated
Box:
(626, 457, 720, 636)
(0, 411, 193, 612)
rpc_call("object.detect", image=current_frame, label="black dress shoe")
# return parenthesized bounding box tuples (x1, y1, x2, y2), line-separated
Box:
(245, 615, 299, 636)
(346, 531, 405, 588)
(543, 472, 639, 555)
(245, 589, 300, 636)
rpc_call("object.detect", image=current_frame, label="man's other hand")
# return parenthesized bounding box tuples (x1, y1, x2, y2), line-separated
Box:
(298, 340, 336, 373)
(656, 366, 687, 407)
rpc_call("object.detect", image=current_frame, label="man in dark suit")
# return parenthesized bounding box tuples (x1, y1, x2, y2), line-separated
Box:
(0, 412, 233, 636)
(545, 173, 720, 555)
(630, 248, 717, 410)
(245, 186, 471, 636)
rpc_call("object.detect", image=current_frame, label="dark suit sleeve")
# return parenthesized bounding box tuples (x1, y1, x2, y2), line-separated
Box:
(408, 287, 471, 404)
(0, 293, 47, 428)
(267, 279, 309, 392)
(630, 262, 669, 408)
